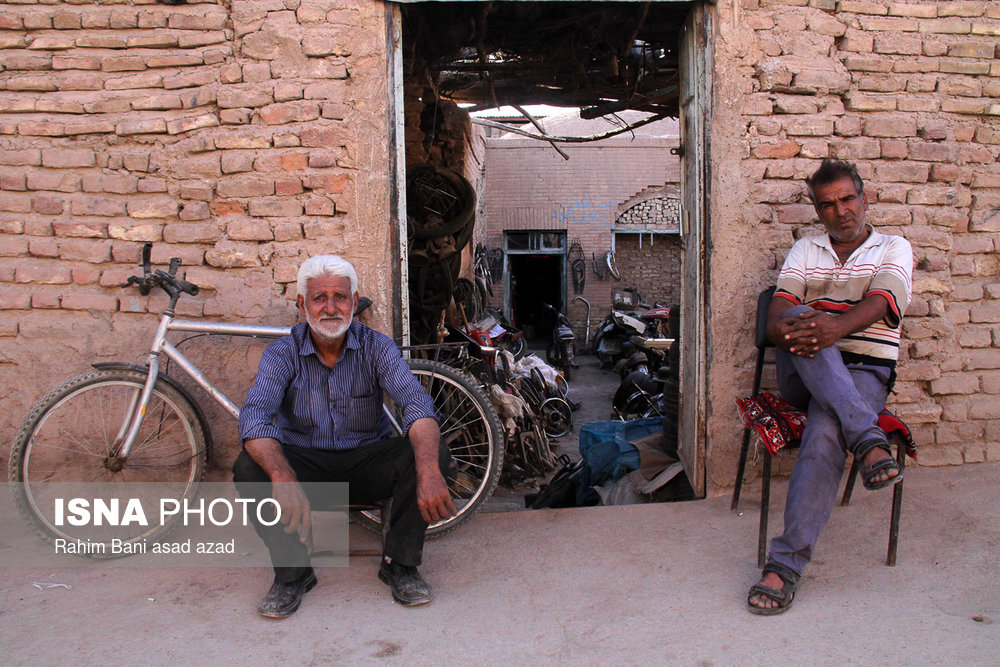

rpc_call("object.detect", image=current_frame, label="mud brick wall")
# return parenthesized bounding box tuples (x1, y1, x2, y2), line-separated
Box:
(709, 0, 1000, 491)
(0, 0, 394, 473)
(483, 135, 681, 339)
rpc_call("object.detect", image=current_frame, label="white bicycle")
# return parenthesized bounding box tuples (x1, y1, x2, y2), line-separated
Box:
(9, 244, 503, 556)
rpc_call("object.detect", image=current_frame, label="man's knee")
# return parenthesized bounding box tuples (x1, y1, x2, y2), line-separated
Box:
(799, 413, 848, 467)
(232, 449, 270, 484)
(778, 303, 814, 319)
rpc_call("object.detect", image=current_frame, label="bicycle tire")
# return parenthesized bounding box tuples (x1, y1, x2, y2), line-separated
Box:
(9, 368, 207, 558)
(355, 359, 504, 539)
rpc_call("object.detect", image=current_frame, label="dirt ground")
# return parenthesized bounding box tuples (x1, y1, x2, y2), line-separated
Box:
(3, 462, 997, 664)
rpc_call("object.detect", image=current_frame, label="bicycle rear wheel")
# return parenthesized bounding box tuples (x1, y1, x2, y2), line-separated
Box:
(9, 368, 207, 557)
(358, 358, 504, 539)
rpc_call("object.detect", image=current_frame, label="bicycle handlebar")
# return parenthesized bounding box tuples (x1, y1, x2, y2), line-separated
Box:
(123, 242, 199, 299)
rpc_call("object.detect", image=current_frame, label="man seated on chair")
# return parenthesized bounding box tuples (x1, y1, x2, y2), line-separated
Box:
(747, 159, 913, 615)
(234, 255, 455, 618)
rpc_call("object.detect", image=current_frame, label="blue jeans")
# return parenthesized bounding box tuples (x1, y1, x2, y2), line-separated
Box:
(766, 305, 891, 580)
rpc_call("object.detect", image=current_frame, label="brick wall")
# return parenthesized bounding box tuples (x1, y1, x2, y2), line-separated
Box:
(614, 234, 683, 309)
(708, 0, 1000, 491)
(483, 133, 682, 337)
(0, 0, 394, 472)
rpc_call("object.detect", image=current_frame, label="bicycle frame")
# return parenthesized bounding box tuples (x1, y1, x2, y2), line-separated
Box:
(117, 312, 408, 460)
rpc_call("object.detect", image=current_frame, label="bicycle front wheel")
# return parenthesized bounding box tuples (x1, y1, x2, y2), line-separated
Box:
(360, 359, 504, 539)
(9, 368, 207, 557)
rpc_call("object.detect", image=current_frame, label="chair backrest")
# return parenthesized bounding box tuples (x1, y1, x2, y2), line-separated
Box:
(754, 286, 776, 350)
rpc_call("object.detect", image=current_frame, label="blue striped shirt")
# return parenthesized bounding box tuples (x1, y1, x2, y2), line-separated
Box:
(238, 321, 437, 451)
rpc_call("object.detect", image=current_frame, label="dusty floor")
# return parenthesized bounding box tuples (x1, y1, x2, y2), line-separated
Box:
(3, 458, 997, 665)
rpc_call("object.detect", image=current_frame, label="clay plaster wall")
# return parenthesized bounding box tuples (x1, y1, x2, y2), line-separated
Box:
(706, 0, 1000, 495)
(0, 0, 395, 474)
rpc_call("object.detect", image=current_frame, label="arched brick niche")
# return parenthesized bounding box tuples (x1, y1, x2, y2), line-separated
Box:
(612, 191, 682, 306)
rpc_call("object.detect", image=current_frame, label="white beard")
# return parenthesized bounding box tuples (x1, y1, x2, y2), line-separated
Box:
(307, 311, 352, 341)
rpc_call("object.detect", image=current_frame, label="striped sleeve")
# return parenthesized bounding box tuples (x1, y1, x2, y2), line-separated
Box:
(774, 238, 807, 305)
(370, 333, 438, 435)
(238, 338, 294, 444)
(866, 236, 913, 328)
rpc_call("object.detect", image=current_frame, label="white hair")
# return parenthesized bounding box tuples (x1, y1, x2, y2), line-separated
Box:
(296, 255, 358, 296)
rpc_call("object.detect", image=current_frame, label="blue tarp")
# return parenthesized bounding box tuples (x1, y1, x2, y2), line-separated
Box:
(577, 418, 662, 504)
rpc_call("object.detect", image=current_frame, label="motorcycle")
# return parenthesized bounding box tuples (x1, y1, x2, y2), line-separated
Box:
(473, 307, 526, 360)
(542, 302, 576, 381)
(592, 288, 673, 369)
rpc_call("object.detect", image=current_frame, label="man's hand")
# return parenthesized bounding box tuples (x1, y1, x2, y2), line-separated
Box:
(768, 310, 843, 358)
(244, 437, 312, 546)
(408, 417, 457, 525)
(765, 293, 889, 359)
(416, 470, 456, 525)
(271, 478, 312, 546)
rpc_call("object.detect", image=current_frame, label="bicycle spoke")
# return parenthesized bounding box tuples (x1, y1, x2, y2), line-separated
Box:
(27, 441, 106, 459)
(447, 476, 478, 494)
(448, 442, 489, 453)
(451, 459, 488, 473)
(43, 414, 108, 459)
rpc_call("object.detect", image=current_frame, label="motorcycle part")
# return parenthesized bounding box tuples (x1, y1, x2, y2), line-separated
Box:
(539, 397, 573, 438)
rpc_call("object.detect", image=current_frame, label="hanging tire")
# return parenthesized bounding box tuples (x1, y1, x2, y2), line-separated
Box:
(662, 414, 679, 458)
(662, 377, 680, 421)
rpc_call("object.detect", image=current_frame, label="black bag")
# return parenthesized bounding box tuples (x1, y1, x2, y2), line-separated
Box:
(525, 455, 588, 509)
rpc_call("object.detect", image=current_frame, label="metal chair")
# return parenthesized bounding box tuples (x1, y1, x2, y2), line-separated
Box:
(731, 287, 909, 568)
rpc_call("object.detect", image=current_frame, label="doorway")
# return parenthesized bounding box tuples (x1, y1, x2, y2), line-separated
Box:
(390, 1, 711, 497)
(504, 231, 566, 342)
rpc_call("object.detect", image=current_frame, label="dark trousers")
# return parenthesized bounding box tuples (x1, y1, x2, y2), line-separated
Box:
(232, 437, 450, 583)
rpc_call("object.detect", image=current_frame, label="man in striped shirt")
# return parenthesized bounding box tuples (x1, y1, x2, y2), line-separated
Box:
(748, 159, 914, 615)
(234, 255, 455, 617)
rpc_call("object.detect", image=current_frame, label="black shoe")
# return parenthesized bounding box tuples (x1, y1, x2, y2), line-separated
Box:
(257, 569, 317, 618)
(378, 559, 433, 606)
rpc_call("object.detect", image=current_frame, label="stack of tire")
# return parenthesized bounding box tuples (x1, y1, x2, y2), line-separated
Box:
(659, 306, 681, 458)
(406, 165, 476, 344)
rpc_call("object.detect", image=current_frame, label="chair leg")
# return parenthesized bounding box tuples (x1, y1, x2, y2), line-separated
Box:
(731, 427, 753, 512)
(757, 450, 772, 569)
(379, 502, 389, 556)
(887, 444, 905, 566)
(842, 456, 860, 506)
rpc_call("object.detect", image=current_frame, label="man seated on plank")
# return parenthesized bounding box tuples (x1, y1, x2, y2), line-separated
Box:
(234, 255, 454, 618)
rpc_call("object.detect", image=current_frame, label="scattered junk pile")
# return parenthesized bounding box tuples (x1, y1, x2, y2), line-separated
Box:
(487, 351, 576, 484)
(526, 418, 691, 510)
(527, 290, 691, 510)
(404, 164, 573, 488)
(405, 163, 689, 507)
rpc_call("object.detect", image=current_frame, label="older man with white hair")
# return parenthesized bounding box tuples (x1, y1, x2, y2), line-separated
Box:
(234, 255, 454, 618)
